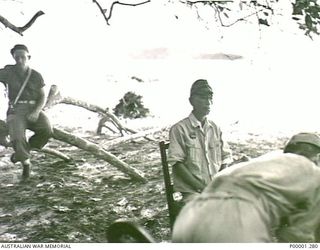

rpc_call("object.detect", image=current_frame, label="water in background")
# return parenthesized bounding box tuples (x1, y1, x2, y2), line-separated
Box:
(0, 0, 318, 137)
(1, 59, 319, 139)
(1, 57, 317, 138)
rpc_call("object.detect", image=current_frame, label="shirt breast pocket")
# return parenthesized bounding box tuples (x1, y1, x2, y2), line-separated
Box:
(186, 143, 201, 166)
(209, 140, 222, 162)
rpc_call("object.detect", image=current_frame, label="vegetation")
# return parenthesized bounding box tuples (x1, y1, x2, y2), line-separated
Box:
(177, 0, 320, 38)
(113, 92, 150, 119)
(0, 0, 319, 38)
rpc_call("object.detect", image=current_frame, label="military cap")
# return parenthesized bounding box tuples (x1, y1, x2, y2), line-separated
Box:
(10, 44, 29, 56)
(190, 79, 213, 98)
(286, 132, 320, 149)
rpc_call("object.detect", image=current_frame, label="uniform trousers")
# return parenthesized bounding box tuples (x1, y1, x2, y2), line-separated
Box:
(6, 103, 52, 162)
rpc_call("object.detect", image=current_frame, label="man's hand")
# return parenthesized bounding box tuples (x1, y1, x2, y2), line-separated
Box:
(173, 162, 206, 193)
(196, 180, 206, 192)
(0, 136, 11, 147)
(220, 163, 229, 171)
(27, 111, 40, 123)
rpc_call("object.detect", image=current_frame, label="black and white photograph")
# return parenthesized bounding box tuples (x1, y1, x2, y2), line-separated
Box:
(0, 0, 319, 247)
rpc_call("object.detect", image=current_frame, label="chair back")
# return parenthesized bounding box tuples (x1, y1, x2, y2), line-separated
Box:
(159, 141, 176, 229)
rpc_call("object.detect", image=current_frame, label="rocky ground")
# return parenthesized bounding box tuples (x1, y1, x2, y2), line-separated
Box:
(0, 123, 289, 243)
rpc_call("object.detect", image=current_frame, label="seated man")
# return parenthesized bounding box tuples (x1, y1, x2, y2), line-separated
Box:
(172, 132, 320, 243)
(0, 44, 52, 178)
(168, 79, 233, 201)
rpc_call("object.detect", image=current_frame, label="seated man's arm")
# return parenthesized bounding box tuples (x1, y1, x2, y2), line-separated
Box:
(0, 67, 9, 87)
(27, 72, 46, 122)
(0, 68, 10, 147)
(27, 88, 46, 122)
(168, 124, 206, 193)
(0, 119, 10, 147)
(172, 161, 206, 192)
(220, 130, 233, 170)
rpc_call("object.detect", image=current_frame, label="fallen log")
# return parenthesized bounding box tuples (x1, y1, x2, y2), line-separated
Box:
(39, 147, 72, 162)
(103, 127, 167, 150)
(1, 119, 146, 182)
(52, 127, 146, 182)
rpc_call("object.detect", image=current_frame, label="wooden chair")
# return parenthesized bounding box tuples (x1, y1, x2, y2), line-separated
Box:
(159, 141, 182, 229)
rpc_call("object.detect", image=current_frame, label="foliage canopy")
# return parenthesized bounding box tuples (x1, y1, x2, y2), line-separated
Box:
(176, 0, 320, 38)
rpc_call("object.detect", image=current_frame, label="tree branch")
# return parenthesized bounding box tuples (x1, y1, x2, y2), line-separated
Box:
(181, 0, 233, 4)
(103, 127, 166, 150)
(215, 7, 264, 27)
(93, 0, 151, 25)
(92, 0, 110, 25)
(0, 11, 44, 36)
(181, 0, 271, 28)
(44, 85, 137, 135)
(37, 147, 72, 162)
(181, 0, 266, 4)
(52, 127, 146, 182)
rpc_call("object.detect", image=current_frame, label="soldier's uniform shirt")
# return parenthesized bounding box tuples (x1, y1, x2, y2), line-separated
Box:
(168, 113, 233, 193)
(172, 152, 320, 242)
(0, 64, 44, 103)
(0, 64, 51, 162)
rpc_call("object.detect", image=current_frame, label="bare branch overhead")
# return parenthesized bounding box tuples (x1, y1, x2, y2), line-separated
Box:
(213, 4, 265, 27)
(0, 10, 44, 36)
(93, 0, 151, 25)
(180, 0, 269, 28)
(92, 0, 110, 25)
(180, 0, 232, 4)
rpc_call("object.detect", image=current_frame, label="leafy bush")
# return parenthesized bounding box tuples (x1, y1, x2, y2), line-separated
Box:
(113, 92, 149, 119)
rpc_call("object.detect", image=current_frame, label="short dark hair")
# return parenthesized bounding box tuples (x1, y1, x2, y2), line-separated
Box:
(284, 142, 320, 159)
(10, 44, 29, 56)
